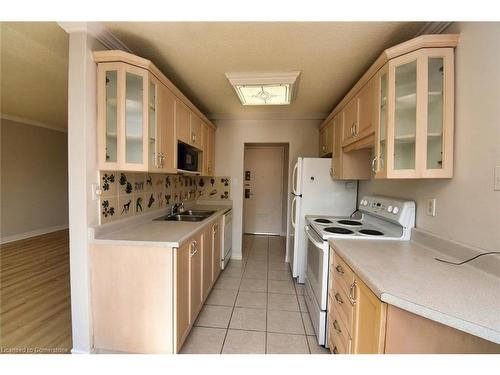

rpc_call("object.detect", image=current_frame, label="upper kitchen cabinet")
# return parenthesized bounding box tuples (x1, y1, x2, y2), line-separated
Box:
(175, 100, 192, 146)
(202, 123, 216, 176)
(190, 114, 203, 150)
(97, 62, 149, 171)
(94, 50, 216, 173)
(319, 120, 333, 157)
(374, 48, 455, 178)
(331, 112, 372, 181)
(321, 34, 458, 179)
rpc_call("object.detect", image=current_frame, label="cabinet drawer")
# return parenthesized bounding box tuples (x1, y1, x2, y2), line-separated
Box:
(330, 280, 354, 337)
(332, 253, 355, 295)
(328, 304, 352, 354)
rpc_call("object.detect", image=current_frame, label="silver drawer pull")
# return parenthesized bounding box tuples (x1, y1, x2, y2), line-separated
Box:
(348, 281, 357, 305)
(335, 265, 344, 275)
(333, 320, 342, 334)
(334, 292, 344, 305)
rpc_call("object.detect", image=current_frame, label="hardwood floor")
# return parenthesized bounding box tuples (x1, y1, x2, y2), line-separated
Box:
(0, 230, 72, 354)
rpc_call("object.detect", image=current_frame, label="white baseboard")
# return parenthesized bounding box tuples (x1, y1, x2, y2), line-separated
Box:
(1, 224, 69, 245)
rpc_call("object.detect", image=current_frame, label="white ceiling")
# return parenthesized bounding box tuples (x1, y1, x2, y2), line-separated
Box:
(0, 22, 68, 130)
(0, 22, 426, 130)
(104, 22, 425, 120)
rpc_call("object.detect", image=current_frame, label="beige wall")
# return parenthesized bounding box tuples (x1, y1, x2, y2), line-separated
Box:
(1, 118, 68, 242)
(214, 119, 320, 257)
(359, 22, 500, 252)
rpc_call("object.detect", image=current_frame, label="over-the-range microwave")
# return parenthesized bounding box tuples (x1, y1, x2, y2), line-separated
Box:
(177, 142, 200, 173)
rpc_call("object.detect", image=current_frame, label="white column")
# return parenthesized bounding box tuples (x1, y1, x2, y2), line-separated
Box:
(60, 23, 106, 354)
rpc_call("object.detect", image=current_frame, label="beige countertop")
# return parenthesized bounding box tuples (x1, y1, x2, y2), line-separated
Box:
(91, 203, 232, 248)
(329, 232, 500, 344)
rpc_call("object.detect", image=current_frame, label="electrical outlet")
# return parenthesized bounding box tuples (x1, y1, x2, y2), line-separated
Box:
(495, 166, 500, 191)
(426, 198, 436, 217)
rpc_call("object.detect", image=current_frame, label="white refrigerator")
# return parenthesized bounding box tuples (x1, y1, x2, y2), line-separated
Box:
(287, 157, 357, 283)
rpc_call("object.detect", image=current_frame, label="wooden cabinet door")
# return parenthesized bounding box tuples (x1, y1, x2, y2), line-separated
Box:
(352, 278, 386, 354)
(175, 100, 191, 145)
(97, 62, 121, 171)
(189, 234, 203, 322)
(175, 241, 191, 352)
(331, 113, 343, 179)
(158, 84, 177, 173)
(190, 114, 202, 149)
(342, 98, 358, 145)
(207, 127, 215, 176)
(319, 128, 326, 155)
(325, 121, 334, 154)
(202, 225, 213, 300)
(357, 80, 374, 137)
(212, 221, 221, 282)
(202, 123, 209, 175)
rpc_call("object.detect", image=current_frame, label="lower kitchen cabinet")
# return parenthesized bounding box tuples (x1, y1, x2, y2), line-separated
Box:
(328, 249, 386, 354)
(212, 220, 221, 281)
(202, 225, 213, 299)
(352, 277, 387, 353)
(89, 216, 225, 354)
(189, 233, 203, 324)
(175, 241, 191, 351)
(328, 247, 500, 354)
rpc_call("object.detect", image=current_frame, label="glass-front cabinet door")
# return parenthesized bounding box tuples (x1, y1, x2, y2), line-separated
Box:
(148, 76, 162, 171)
(97, 63, 121, 170)
(97, 62, 149, 171)
(422, 48, 454, 178)
(122, 65, 148, 170)
(375, 48, 454, 179)
(374, 65, 388, 178)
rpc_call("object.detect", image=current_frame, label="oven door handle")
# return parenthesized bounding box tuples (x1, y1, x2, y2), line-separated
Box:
(305, 225, 325, 250)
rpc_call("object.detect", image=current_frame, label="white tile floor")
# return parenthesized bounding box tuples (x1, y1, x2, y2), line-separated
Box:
(181, 234, 330, 354)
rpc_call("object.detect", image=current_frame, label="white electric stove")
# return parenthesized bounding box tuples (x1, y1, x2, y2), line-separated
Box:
(303, 196, 416, 347)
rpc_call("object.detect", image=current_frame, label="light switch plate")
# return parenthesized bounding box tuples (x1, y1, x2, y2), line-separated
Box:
(495, 166, 500, 191)
(426, 198, 436, 216)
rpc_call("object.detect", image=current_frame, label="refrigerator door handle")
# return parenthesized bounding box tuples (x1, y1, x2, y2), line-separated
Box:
(291, 196, 298, 229)
(292, 162, 299, 195)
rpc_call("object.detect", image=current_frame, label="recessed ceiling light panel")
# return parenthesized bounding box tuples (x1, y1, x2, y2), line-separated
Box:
(225, 71, 300, 106)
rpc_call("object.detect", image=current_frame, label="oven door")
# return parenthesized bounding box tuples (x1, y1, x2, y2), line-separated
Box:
(305, 225, 329, 311)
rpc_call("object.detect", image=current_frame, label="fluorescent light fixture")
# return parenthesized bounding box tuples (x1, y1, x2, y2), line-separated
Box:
(225, 71, 301, 106)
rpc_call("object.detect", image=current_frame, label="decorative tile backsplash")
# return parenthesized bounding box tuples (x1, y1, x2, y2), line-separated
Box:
(99, 172, 231, 224)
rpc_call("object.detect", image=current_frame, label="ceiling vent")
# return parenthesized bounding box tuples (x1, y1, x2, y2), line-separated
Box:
(225, 71, 301, 106)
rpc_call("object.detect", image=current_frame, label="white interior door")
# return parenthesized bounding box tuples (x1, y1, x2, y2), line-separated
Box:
(243, 147, 284, 235)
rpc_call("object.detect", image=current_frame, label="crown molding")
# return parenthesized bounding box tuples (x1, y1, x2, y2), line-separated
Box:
(415, 22, 453, 36)
(208, 112, 327, 122)
(1, 113, 67, 133)
(57, 22, 132, 53)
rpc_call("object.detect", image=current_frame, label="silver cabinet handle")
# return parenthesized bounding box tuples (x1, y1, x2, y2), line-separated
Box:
(353, 122, 358, 136)
(334, 292, 344, 305)
(333, 320, 342, 334)
(371, 155, 378, 173)
(190, 240, 198, 256)
(335, 265, 344, 275)
(348, 281, 357, 305)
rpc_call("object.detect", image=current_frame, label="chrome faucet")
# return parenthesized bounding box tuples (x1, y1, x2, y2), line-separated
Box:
(171, 202, 184, 215)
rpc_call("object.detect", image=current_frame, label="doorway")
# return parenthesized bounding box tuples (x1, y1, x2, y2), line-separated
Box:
(243, 144, 289, 235)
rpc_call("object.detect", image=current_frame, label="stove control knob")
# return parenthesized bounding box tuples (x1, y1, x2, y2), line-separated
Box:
(387, 205, 393, 213)
(392, 206, 399, 215)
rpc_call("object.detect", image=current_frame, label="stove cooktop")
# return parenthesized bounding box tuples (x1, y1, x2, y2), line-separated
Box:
(306, 215, 402, 240)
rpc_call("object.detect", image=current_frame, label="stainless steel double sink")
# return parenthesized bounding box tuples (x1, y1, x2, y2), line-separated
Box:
(154, 210, 216, 222)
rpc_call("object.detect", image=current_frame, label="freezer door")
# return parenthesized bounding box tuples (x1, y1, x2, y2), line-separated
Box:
(292, 158, 303, 196)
